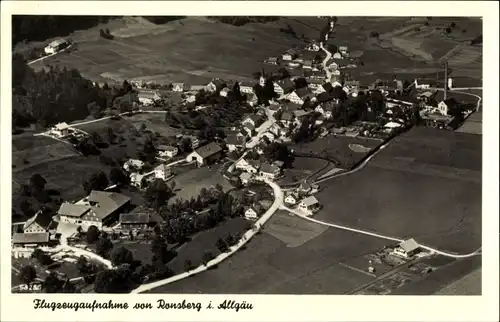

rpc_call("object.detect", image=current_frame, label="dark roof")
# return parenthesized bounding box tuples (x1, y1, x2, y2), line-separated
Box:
(24, 211, 53, 231)
(444, 97, 458, 107)
(193, 142, 222, 159)
(276, 79, 296, 93)
(282, 102, 302, 112)
(295, 87, 313, 98)
(281, 112, 294, 121)
(225, 134, 244, 146)
(119, 213, 150, 224)
(317, 92, 332, 103)
(87, 191, 131, 220)
(269, 102, 281, 110)
(210, 78, 226, 88)
(58, 203, 91, 218)
(157, 145, 177, 151)
(322, 82, 333, 92)
(12, 232, 49, 244)
(244, 123, 255, 130)
(239, 81, 254, 88)
(260, 163, 279, 174)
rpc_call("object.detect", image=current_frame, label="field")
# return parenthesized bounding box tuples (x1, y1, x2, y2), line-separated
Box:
(292, 135, 382, 169)
(277, 156, 332, 185)
(313, 127, 482, 254)
(26, 17, 303, 84)
(147, 225, 390, 294)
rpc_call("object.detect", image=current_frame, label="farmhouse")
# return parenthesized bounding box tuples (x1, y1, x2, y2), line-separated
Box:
(274, 79, 296, 96)
(236, 158, 260, 173)
(280, 112, 295, 127)
(287, 88, 314, 105)
(298, 196, 320, 215)
(130, 173, 145, 188)
(138, 90, 161, 106)
(172, 83, 187, 92)
(206, 78, 226, 93)
(220, 87, 231, 97)
(282, 49, 298, 61)
(306, 42, 320, 51)
(239, 172, 253, 186)
(244, 207, 258, 219)
(12, 232, 51, 248)
(23, 211, 56, 234)
(265, 57, 279, 65)
(154, 164, 171, 181)
(259, 163, 281, 179)
(293, 110, 312, 123)
(44, 38, 69, 55)
(243, 114, 263, 128)
(57, 191, 131, 230)
(51, 122, 71, 138)
(392, 238, 420, 259)
(119, 213, 154, 230)
(186, 142, 223, 167)
(284, 194, 297, 205)
(225, 135, 245, 152)
(157, 145, 178, 158)
(305, 70, 326, 81)
(123, 159, 145, 172)
(239, 82, 255, 94)
(418, 91, 435, 103)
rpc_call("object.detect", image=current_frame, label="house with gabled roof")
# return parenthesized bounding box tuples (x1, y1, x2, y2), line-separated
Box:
(288, 88, 314, 105)
(12, 232, 51, 248)
(58, 191, 131, 230)
(392, 238, 420, 258)
(172, 83, 188, 92)
(302, 59, 313, 70)
(332, 52, 342, 59)
(243, 114, 263, 128)
(280, 111, 295, 127)
(119, 213, 154, 230)
(239, 172, 253, 186)
(282, 49, 298, 61)
(259, 163, 281, 179)
(186, 142, 223, 167)
(157, 145, 178, 158)
(314, 82, 333, 94)
(225, 134, 245, 152)
(274, 79, 296, 96)
(235, 158, 260, 173)
(206, 78, 226, 93)
(220, 87, 231, 97)
(239, 81, 255, 94)
(298, 195, 320, 215)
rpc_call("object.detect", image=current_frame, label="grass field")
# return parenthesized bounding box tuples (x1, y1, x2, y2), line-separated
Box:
(277, 156, 330, 185)
(147, 225, 390, 294)
(313, 127, 482, 254)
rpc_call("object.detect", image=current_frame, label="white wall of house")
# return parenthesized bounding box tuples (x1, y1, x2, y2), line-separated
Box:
(245, 209, 258, 219)
(59, 215, 103, 231)
(240, 86, 254, 94)
(24, 222, 46, 234)
(186, 152, 204, 166)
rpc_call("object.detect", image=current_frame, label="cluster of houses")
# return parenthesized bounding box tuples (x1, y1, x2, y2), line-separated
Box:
(47, 122, 87, 140)
(284, 180, 322, 216)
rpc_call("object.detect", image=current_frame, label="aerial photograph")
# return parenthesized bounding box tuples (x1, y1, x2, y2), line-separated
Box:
(11, 15, 482, 295)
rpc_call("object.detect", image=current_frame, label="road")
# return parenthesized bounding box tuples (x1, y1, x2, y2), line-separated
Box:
(319, 42, 333, 83)
(27, 44, 74, 66)
(245, 107, 277, 149)
(431, 87, 482, 112)
(131, 177, 283, 293)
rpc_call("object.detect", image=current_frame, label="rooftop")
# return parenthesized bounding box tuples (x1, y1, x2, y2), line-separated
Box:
(399, 238, 420, 252)
(260, 163, 279, 174)
(12, 232, 50, 244)
(157, 145, 177, 151)
(301, 195, 319, 207)
(119, 213, 150, 224)
(24, 211, 53, 231)
(193, 142, 223, 159)
(58, 203, 91, 218)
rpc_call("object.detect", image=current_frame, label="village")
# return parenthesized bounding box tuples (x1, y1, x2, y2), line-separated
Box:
(11, 16, 479, 295)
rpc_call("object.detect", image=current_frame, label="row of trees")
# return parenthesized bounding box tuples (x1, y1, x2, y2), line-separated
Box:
(209, 16, 280, 26)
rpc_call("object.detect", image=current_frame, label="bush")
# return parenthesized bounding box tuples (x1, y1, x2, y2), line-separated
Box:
(369, 31, 379, 38)
(86, 225, 100, 244)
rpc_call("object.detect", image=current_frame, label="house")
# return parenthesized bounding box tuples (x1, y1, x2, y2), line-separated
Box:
(308, 79, 324, 91)
(437, 98, 458, 116)
(418, 91, 435, 103)
(298, 196, 320, 215)
(130, 173, 145, 188)
(246, 92, 258, 107)
(119, 213, 154, 230)
(189, 85, 206, 92)
(338, 46, 348, 54)
(243, 123, 255, 136)
(239, 82, 255, 94)
(225, 135, 245, 152)
(154, 164, 171, 181)
(268, 101, 281, 114)
(186, 142, 223, 167)
(327, 61, 338, 70)
(282, 102, 302, 112)
(284, 194, 297, 205)
(220, 87, 231, 97)
(181, 135, 200, 149)
(157, 145, 178, 158)
(314, 104, 326, 115)
(265, 57, 279, 65)
(12, 232, 51, 248)
(244, 207, 258, 219)
(287, 88, 314, 105)
(262, 132, 276, 142)
(314, 82, 333, 94)
(306, 42, 320, 51)
(392, 238, 420, 258)
(44, 38, 69, 55)
(282, 49, 298, 61)
(57, 191, 131, 230)
(205, 78, 226, 93)
(239, 172, 253, 186)
(302, 60, 313, 69)
(273, 160, 285, 169)
(293, 110, 312, 123)
(259, 163, 281, 179)
(243, 114, 263, 128)
(274, 79, 296, 96)
(23, 211, 55, 234)
(185, 94, 196, 103)
(305, 70, 326, 81)
(51, 122, 71, 138)
(331, 69, 341, 76)
(259, 76, 267, 87)
(138, 90, 161, 106)
(269, 123, 284, 137)
(172, 83, 187, 92)
(123, 159, 145, 172)
(332, 52, 342, 59)
(235, 158, 260, 173)
(280, 112, 295, 127)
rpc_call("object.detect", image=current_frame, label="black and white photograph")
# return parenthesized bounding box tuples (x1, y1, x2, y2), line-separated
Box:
(1, 2, 498, 321)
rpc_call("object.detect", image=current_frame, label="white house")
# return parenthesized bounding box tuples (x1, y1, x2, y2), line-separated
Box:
(269, 123, 284, 137)
(306, 43, 320, 51)
(338, 46, 348, 54)
(392, 238, 420, 259)
(154, 164, 171, 181)
(284, 194, 297, 205)
(172, 83, 186, 92)
(259, 76, 266, 87)
(138, 90, 161, 106)
(262, 132, 276, 142)
(328, 61, 339, 70)
(437, 101, 449, 116)
(157, 145, 178, 158)
(186, 142, 223, 167)
(259, 163, 280, 179)
(244, 207, 258, 219)
(51, 122, 71, 138)
(332, 52, 342, 59)
(235, 158, 260, 173)
(331, 69, 341, 76)
(130, 173, 145, 188)
(239, 172, 253, 186)
(239, 82, 255, 94)
(44, 38, 69, 55)
(298, 196, 320, 215)
(123, 159, 145, 172)
(314, 82, 334, 95)
(220, 87, 231, 97)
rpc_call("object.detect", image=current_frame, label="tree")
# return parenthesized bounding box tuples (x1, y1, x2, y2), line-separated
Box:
(111, 247, 135, 266)
(87, 101, 102, 119)
(83, 171, 108, 195)
(94, 267, 135, 293)
(86, 225, 100, 244)
(170, 180, 177, 191)
(31, 248, 53, 266)
(19, 265, 37, 284)
(144, 179, 174, 210)
(109, 167, 130, 185)
(20, 200, 34, 217)
(96, 235, 113, 257)
(184, 259, 194, 271)
(30, 173, 47, 191)
(43, 273, 65, 293)
(216, 237, 229, 252)
(202, 251, 215, 266)
(263, 142, 294, 168)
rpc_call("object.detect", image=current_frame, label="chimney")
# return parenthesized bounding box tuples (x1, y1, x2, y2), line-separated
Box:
(444, 61, 448, 101)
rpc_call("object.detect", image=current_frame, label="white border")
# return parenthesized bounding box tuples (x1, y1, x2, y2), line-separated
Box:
(1, 2, 498, 322)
